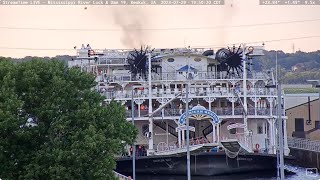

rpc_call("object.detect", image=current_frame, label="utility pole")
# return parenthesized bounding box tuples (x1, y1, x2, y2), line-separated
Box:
(185, 48, 191, 180)
(277, 83, 285, 180)
(275, 52, 278, 84)
(186, 82, 191, 180)
(242, 44, 249, 146)
(276, 50, 284, 180)
(131, 86, 136, 180)
(147, 53, 154, 155)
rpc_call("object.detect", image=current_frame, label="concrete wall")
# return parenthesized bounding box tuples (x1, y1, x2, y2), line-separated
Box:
(286, 99, 319, 139)
(289, 148, 320, 170)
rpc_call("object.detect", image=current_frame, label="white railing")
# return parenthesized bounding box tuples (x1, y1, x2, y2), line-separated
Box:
(125, 107, 272, 118)
(99, 72, 270, 82)
(113, 171, 132, 180)
(101, 87, 277, 100)
(288, 137, 320, 152)
(156, 137, 210, 153)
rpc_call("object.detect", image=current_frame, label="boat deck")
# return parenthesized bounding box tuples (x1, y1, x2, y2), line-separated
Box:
(154, 143, 219, 156)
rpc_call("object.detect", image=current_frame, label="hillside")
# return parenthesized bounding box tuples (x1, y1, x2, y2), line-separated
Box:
(254, 50, 320, 83)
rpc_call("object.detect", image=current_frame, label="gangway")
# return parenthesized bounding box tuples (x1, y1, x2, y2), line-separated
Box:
(113, 171, 133, 180)
(154, 143, 219, 156)
(220, 139, 253, 153)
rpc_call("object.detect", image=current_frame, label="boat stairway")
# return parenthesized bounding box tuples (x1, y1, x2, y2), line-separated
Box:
(220, 139, 253, 153)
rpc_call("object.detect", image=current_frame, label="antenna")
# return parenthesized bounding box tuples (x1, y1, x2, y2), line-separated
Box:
(292, 43, 295, 53)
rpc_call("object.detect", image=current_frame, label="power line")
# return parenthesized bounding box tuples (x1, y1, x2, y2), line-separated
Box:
(193, 35, 320, 48)
(1, 35, 320, 51)
(1, 18, 320, 32)
(0, 47, 75, 51)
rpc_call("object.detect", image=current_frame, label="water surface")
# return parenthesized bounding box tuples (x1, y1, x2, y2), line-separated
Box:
(136, 165, 319, 180)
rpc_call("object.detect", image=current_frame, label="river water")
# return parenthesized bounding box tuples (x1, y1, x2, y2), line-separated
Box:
(136, 165, 320, 180)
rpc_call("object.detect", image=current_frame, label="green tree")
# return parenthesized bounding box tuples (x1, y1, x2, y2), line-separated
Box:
(0, 59, 137, 179)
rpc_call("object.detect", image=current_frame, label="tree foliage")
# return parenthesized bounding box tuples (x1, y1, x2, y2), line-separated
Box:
(0, 58, 137, 179)
(253, 50, 320, 83)
(254, 50, 320, 71)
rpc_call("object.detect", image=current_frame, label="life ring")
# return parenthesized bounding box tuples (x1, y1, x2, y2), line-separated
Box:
(88, 49, 95, 56)
(255, 143, 260, 150)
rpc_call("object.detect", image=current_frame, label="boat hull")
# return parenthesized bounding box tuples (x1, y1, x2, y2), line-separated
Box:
(115, 152, 277, 176)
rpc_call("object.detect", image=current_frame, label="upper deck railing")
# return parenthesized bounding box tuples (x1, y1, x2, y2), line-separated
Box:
(96, 70, 269, 82)
(100, 87, 277, 99)
(124, 107, 276, 118)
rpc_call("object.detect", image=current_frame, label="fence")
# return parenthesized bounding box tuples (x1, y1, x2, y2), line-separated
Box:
(113, 171, 132, 180)
(287, 137, 320, 152)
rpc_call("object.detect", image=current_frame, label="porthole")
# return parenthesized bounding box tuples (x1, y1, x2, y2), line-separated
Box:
(167, 58, 175, 62)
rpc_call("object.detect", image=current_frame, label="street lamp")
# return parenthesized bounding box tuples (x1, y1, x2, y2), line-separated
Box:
(265, 83, 284, 180)
(307, 80, 320, 126)
(185, 48, 192, 180)
(131, 85, 144, 180)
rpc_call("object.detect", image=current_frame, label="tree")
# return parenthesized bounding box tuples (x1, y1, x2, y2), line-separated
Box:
(0, 59, 137, 179)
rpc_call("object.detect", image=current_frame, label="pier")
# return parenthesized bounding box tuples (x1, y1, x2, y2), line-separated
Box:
(288, 137, 320, 170)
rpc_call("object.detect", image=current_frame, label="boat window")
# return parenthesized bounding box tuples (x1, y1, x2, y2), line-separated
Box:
(257, 123, 263, 134)
(315, 121, 320, 129)
(229, 123, 236, 134)
(167, 58, 175, 62)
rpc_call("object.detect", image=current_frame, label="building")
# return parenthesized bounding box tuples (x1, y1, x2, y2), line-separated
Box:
(291, 63, 306, 72)
(286, 98, 320, 140)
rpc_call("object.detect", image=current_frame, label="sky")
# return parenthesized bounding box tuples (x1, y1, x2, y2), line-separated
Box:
(0, 0, 320, 58)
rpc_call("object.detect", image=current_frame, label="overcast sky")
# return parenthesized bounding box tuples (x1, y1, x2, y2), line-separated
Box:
(0, 0, 320, 58)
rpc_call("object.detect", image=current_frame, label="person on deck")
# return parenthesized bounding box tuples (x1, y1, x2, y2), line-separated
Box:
(138, 145, 143, 156)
